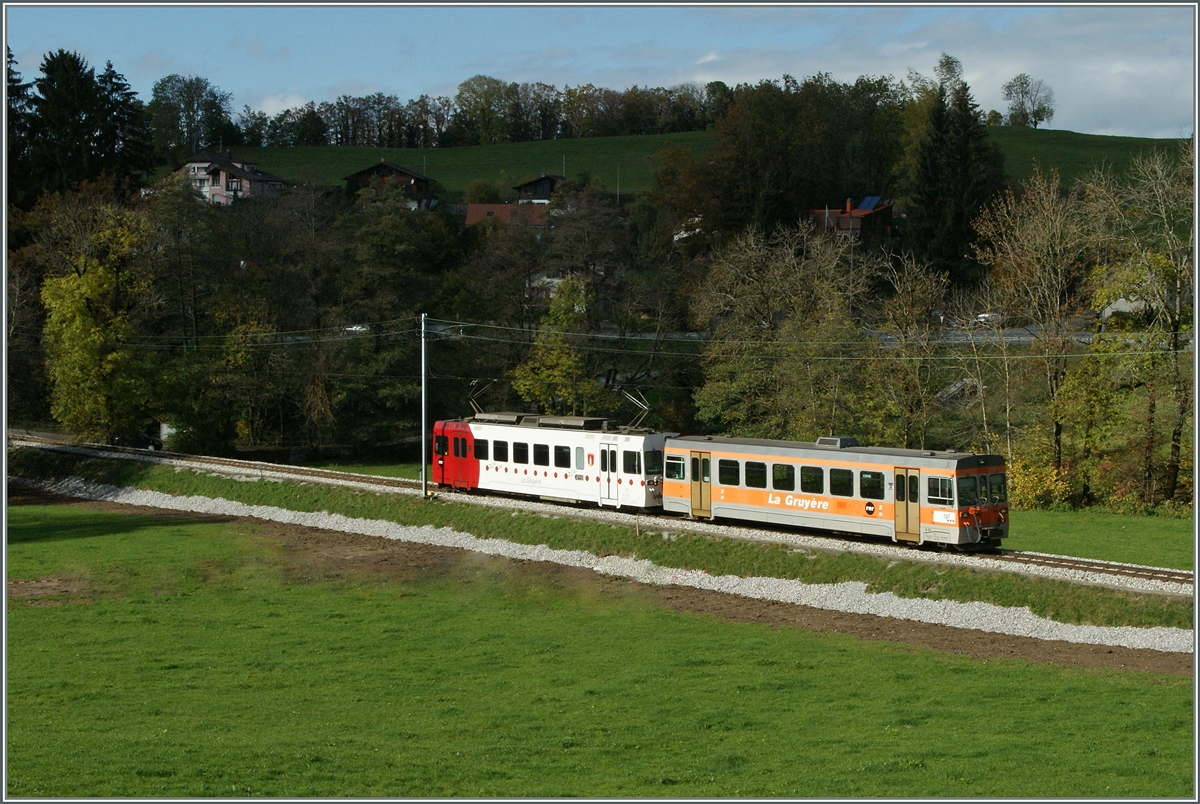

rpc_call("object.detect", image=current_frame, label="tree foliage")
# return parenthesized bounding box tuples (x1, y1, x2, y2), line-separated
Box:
(1002, 73, 1055, 129)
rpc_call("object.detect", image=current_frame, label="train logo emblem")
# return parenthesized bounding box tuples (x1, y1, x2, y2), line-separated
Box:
(865, 502, 875, 515)
(587, 453, 595, 467)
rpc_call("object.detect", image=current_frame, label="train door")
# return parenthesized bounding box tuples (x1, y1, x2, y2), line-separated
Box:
(893, 468, 921, 542)
(689, 451, 711, 518)
(451, 433, 471, 488)
(599, 444, 619, 505)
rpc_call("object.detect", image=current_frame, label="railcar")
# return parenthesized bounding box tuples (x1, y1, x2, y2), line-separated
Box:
(432, 412, 675, 509)
(660, 435, 1008, 547)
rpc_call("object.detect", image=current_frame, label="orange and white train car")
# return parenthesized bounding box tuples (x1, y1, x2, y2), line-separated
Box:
(661, 435, 1008, 547)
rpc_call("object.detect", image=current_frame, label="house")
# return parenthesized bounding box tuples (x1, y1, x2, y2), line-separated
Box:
(343, 160, 435, 208)
(465, 203, 550, 227)
(177, 151, 288, 205)
(811, 196, 895, 248)
(514, 174, 565, 204)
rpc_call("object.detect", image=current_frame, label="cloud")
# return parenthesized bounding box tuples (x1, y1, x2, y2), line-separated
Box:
(696, 51, 720, 65)
(253, 93, 310, 117)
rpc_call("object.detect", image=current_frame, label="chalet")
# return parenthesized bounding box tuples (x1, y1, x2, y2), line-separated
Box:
(514, 174, 565, 204)
(178, 151, 288, 205)
(343, 160, 435, 208)
(811, 196, 895, 248)
(465, 203, 550, 227)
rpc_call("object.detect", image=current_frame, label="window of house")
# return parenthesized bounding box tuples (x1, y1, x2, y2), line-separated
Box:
(718, 459, 740, 486)
(745, 461, 767, 489)
(830, 468, 854, 497)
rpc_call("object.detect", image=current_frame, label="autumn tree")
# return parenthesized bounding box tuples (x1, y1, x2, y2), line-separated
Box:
(973, 165, 1091, 477)
(147, 74, 239, 163)
(691, 222, 878, 439)
(1081, 143, 1193, 503)
(38, 192, 155, 441)
(511, 275, 617, 415)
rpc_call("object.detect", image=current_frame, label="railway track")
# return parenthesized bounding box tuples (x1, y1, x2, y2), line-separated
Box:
(9, 434, 1194, 595)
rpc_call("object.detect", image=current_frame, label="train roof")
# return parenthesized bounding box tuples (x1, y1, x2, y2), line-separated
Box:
(464, 411, 661, 434)
(666, 434, 1003, 467)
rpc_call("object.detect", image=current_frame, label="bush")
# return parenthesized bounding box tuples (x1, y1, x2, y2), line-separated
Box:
(1008, 459, 1069, 509)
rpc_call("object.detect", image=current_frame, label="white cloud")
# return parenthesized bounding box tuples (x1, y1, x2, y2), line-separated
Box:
(253, 93, 310, 117)
(697, 51, 720, 65)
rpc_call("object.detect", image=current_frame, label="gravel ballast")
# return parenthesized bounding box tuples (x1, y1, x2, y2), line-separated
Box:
(19, 475, 1194, 655)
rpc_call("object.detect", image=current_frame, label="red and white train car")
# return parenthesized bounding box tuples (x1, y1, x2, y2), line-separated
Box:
(661, 435, 1008, 547)
(432, 412, 675, 509)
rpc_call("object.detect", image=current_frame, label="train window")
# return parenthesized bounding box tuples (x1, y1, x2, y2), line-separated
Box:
(830, 468, 854, 497)
(702, 458, 711, 483)
(576, 447, 585, 470)
(928, 477, 953, 506)
(745, 462, 767, 489)
(895, 473, 905, 502)
(772, 464, 795, 491)
(957, 476, 979, 506)
(989, 474, 1007, 503)
(859, 471, 885, 500)
(474, 439, 489, 461)
(623, 450, 641, 475)
(554, 445, 571, 468)
(644, 450, 663, 475)
(800, 466, 823, 494)
(494, 441, 509, 462)
(601, 450, 609, 472)
(452, 437, 462, 458)
(666, 455, 686, 480)
(718, 459, 740, 486)
(513, 442, 529, 464)
(533, 444, 550, 466)
(434, 435, 448, 456)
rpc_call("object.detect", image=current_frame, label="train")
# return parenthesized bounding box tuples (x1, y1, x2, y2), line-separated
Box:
(432, 412, 1008, 548)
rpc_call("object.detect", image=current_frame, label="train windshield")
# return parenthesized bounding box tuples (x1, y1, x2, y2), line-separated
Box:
(988, 473, 1007, 503)
(644, 449, 663, 475)
(956, 476, 979, 507)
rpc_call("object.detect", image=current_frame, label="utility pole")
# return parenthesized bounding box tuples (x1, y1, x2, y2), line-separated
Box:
(420, 312, 428, 499)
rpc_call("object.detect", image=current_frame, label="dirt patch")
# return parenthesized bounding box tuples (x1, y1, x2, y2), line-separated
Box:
(8, 482, 1192, 676)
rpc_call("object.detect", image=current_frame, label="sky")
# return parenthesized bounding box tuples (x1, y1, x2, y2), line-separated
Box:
(3, 3, 1196, 139)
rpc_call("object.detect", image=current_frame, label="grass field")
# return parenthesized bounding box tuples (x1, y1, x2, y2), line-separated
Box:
(230, 131, 714, 200)
(7, 448, 1192, 630)
(227, 127, 1183, 199)
(5, 503, 1193, 798)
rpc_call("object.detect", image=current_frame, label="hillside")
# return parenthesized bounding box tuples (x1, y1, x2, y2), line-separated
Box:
(229, 131, 714, 201)
(228, 127, 1184, 200)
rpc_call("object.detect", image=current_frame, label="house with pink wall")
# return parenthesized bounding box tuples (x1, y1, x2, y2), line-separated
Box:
(177, 151, 289, 205)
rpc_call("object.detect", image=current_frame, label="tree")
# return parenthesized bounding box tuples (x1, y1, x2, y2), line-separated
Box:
(39, 194, 155, 441)
(973, 165, 1091, 477)
(511, 276, 616, 415)
(93, 61, 155, 188)
(147, 74, 237, 164)
(7, 47, 35, 207)
(1082, 144, 1193, 503)
(1002, 73, 1055, 129)
(29, 50, 103, 197)
(901, 55, 1007, 285)
(691, 222, 878, 440)
(453, 74, 512, 145)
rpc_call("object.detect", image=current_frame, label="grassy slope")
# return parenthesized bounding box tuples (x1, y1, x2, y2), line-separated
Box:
(6, 504, 1192, 798)
(229, 128, 1181, 197)
(230, 130, 713, 199)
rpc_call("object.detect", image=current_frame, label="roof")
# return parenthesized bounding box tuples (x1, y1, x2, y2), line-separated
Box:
(178, 151, 287, 184)
(465, 203, 549, 226)
(513, 174, 565, 191)
(666, 434, 1002, 467)
(342, 161, 432, 182)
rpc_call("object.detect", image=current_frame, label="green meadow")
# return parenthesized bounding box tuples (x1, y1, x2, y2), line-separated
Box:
(5, 503, 1193, 798)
